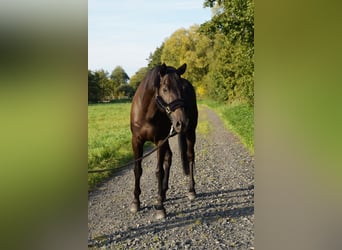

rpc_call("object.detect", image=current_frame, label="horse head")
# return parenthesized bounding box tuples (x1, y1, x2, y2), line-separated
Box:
(155, 63, 189, 133)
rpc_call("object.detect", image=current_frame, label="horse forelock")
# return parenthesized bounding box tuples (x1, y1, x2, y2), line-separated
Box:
(165, 66, 177, 74)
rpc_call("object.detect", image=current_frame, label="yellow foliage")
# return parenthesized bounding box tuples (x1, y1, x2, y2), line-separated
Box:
(161, 25, 211, 88)
(196, 85, 206, 97)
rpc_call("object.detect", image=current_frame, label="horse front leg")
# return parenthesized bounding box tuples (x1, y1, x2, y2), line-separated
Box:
(130, 136, 144, 213)
(162, 141, 172, 202)
(155, 141, 168, 219)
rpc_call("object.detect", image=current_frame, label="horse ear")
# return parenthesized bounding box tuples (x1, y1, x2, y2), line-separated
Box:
(177, 63, 187, 75)
(159, 63, 167, 77)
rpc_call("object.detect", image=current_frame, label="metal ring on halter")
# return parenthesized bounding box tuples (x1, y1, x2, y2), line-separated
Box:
(165, 106, 171, 115)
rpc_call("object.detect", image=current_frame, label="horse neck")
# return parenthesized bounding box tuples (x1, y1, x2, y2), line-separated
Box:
(138, 82, 158, 120)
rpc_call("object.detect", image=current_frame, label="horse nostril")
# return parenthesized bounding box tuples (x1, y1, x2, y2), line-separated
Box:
(175, 121, 182, 130)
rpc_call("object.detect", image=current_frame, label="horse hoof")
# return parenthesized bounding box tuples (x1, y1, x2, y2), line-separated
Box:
(155, 209, 166, 220)
(130, 202, 140, 213)
(187, 192, 196, 201)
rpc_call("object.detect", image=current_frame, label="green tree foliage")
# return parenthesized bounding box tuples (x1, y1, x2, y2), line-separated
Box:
(110, 66, 130, 97)
(202, 0, 254, 45)
(88, 70, 101, 102)
(201, 0, 254, 105)
(88, 66, 131, 102)
(88, 69, 112, 103)
(204, 33, 254, 104)
(117, 84, 135, 98)
(129, 67, 149, 91)
(95, 69, 112, 102)
(147, 43, 164, 69)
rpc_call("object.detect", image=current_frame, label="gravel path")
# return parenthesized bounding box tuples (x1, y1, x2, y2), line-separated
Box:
(88, 106, 254, 249)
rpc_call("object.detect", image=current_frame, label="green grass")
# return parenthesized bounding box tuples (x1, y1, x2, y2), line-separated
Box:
(199, 99, 254, 154)
(88, 102, 133, 189)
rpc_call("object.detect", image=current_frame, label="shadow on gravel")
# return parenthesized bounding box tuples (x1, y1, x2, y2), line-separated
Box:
(88, 185, 254, 248)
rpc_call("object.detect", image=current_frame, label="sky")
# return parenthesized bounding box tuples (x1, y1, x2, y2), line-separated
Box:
(88, 0, 212, 77)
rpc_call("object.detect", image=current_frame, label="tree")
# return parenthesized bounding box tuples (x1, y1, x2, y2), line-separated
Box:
(200, 0, 254, 105)
(147, 43, 164, 69)
(161, 25, 211, 91)
(110, 66, 130, 97)
(129, 67, 149, 91)
(88, 69, 113, 102)
(202, 0, 254, 46)
(96, 69, 112, 102)
(117, 84, 135, 98)
(88, 70, 101, 102)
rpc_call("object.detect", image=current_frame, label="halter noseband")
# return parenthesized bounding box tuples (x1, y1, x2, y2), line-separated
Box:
(155, 95, 185, 115)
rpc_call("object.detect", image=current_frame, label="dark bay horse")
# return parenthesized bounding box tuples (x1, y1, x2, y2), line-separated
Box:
(130, 63, 198, 219)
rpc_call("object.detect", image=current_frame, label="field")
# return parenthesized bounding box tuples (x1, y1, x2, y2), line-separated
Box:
(88, 100, 254, 189)
(88, 101, 133, 189)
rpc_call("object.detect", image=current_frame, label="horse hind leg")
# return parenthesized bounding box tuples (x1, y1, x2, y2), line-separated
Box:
(179, 133, 189, 175)
(179, 132, 196, 200)
(187, 161, 196, 201)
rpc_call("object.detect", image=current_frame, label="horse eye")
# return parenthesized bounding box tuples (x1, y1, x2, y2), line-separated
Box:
(162, 88, 168, 93)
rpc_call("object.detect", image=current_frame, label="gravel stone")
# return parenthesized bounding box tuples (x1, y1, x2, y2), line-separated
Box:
(88, 107, 254, 249)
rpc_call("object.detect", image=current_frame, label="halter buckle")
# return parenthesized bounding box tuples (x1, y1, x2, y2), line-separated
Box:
(165, 106, 171, 115)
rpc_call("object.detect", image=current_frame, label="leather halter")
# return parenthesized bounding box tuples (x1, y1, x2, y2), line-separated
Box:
(155, 95, 185, 115)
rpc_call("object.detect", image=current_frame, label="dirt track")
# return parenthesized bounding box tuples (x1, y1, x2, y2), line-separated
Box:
(88, 106, 254, 249)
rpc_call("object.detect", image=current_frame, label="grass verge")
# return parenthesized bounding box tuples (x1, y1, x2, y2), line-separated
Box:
(199, 99, 254, 154)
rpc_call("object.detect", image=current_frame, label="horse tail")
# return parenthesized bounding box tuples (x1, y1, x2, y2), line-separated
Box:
(178, 133, 189, 175)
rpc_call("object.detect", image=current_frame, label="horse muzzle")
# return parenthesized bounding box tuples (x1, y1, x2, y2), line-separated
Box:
(171, 110, 189, 133)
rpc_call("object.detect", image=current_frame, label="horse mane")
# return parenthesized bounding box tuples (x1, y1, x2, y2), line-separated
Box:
(134, 65, 161, 119)
(143, 65, 161, 90)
